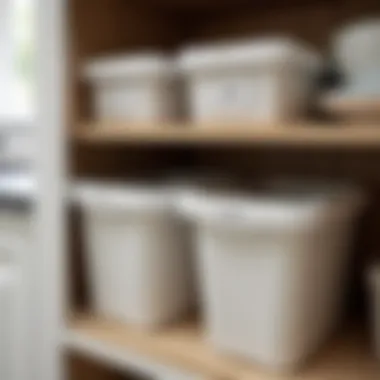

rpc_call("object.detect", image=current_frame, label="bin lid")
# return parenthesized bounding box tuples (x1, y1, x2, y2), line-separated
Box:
(178, 37, 320, 73)
(72, 182, 171, 213)
(177, 185, 363, 230)
(83, 52, 176, 82)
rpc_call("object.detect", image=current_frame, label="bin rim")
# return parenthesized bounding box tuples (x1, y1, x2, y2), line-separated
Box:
(176, 186, 364, 230)
(72, 182, 172, 213)
(177, 37, 320, 74)
(83, 52, 176, 82)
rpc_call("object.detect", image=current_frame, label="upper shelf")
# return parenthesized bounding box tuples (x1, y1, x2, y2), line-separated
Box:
(74, 122, 380, 148)
(127, 0, 341, 12)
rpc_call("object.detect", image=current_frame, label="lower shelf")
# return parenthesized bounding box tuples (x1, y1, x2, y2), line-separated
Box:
(64, 315, 380, 380)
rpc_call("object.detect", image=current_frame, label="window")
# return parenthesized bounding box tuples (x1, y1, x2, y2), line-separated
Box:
(0, 0, 35, 163)
(0, 0, 35, 123)
(13, 0, 35, 120)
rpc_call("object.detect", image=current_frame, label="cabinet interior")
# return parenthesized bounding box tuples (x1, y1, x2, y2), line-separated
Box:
(67, 0, 380, 377)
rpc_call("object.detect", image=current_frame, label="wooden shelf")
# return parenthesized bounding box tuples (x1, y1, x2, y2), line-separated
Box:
(65, 315, 380, 380)
(127, 0, 343, 12)
(74, 123, 380, 148)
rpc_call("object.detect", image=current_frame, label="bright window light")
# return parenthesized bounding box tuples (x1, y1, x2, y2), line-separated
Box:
(0, 0, 35, 123)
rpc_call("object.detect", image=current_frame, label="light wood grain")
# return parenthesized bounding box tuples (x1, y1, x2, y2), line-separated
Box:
(67, 315, 380, 380)
(323, 97, 380, 123)
(74, 122, 380, 147)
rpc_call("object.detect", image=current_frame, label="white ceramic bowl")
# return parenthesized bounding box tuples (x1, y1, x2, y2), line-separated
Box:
(334, 20, 380, 77)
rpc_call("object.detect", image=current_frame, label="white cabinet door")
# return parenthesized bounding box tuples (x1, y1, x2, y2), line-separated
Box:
(0, 212, 32, 380)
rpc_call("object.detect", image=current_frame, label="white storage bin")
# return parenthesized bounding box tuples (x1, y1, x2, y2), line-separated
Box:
(84, 53, 177, 124)
(179, 186, 363, 372)
(76, 183, 192, 328)
(166, 175, 236, 309)
(368, 263, 380, 360)
(178, 38, 319, 124)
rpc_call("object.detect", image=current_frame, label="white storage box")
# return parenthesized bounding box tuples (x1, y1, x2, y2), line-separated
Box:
(178, 38, 319, 124)
(368, 263, 380, 360)
(75, 183, 192, 328)
(84, 53, 177, 124)
(179, 186, 362, 372)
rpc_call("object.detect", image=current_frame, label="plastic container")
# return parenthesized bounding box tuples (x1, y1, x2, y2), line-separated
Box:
(368, 262, 380, 360)
(83, 53, 177, 124)
(179, 185, 363, 372)
(178, 38, 319, 124)
(165, 173, 239, 309)
(75, 183, 192, 328)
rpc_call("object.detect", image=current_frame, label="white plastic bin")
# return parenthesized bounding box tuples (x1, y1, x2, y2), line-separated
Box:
(75, 183, 192, 328)
(368, 262, 380, 360)
(179, 186, 363, 372)
(83, 53, 177, 124)
(166, 174, 237, 309)
(178, 38, 319, 124)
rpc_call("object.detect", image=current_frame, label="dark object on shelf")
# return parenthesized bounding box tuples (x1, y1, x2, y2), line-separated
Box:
(316, 59, 345, 92)
(307, 59, 346, 124)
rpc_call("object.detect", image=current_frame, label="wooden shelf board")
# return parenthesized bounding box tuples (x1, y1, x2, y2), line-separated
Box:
(65, 315, 380, 380)
(127, 0, 341, 12)
(74, 123, 380, 147)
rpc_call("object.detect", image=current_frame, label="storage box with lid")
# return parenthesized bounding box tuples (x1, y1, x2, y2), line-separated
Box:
(83, 53, 177, 124)
(178, 184, 363, 372)
(74, 183, 192, 328)
(178, 38, 319, 125)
